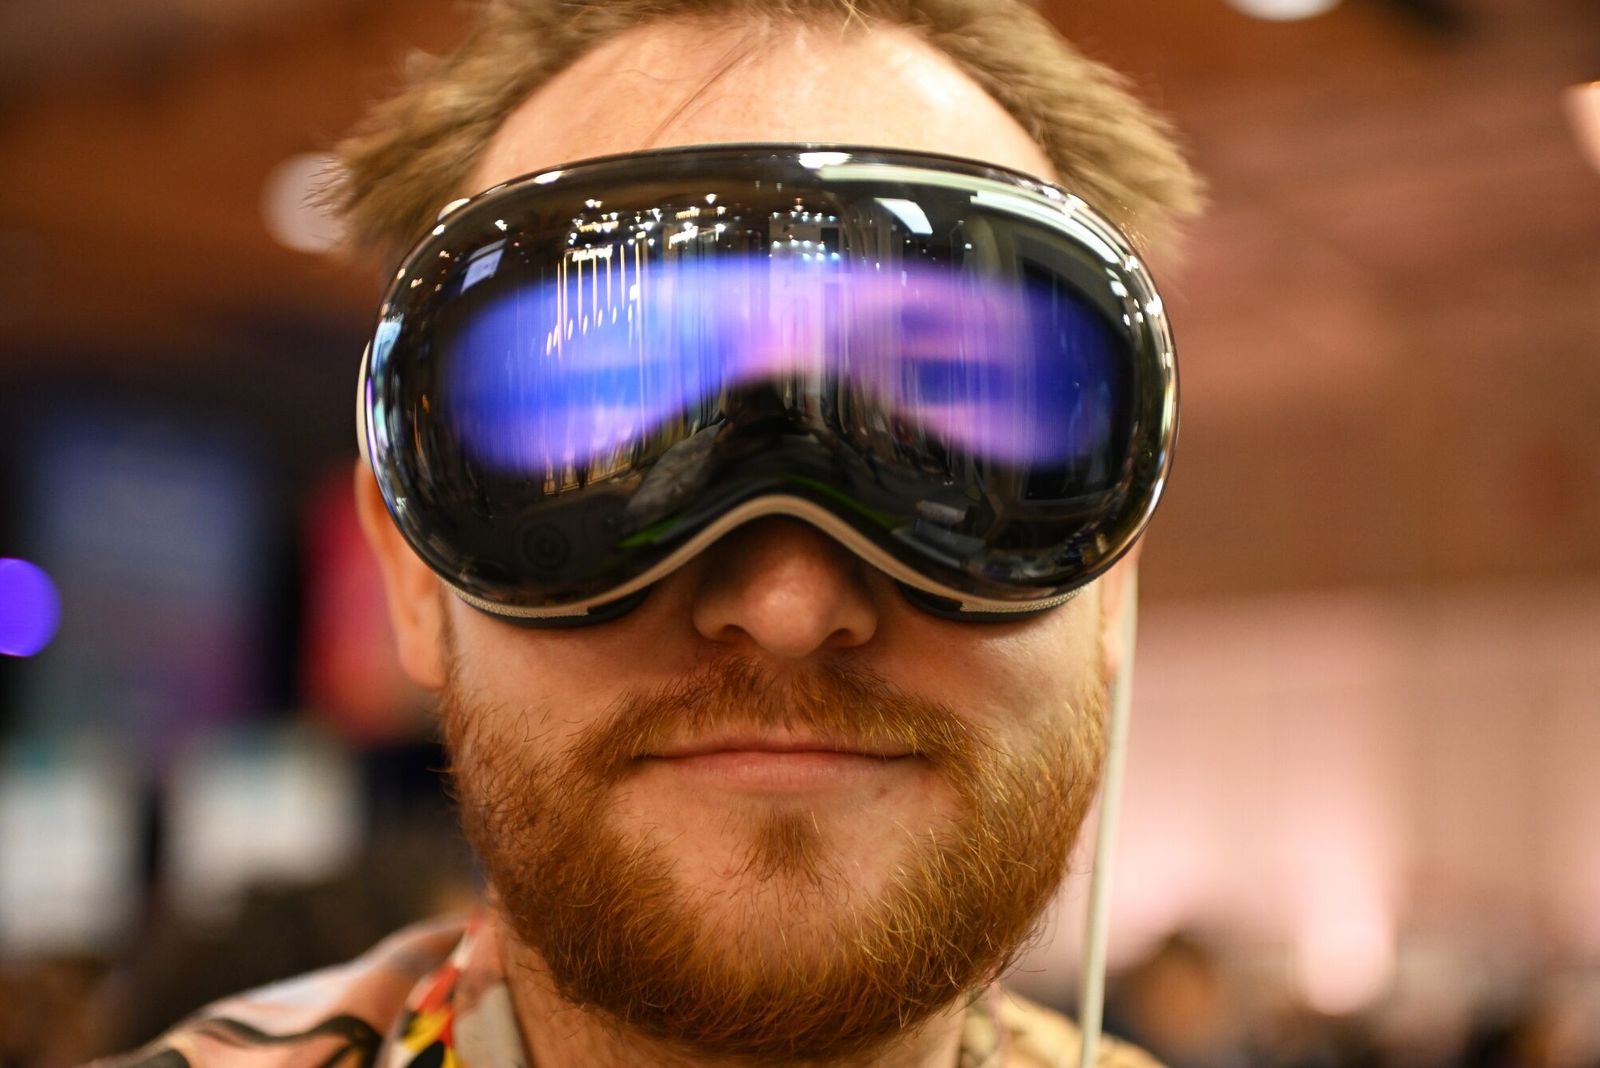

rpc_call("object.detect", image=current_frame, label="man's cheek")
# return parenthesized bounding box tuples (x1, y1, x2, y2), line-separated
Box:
(985, 641, 1104, 728)
(593, 782, 655, 834)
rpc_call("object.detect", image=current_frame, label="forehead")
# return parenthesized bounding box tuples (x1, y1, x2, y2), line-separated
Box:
(466, 18, 1059, 193)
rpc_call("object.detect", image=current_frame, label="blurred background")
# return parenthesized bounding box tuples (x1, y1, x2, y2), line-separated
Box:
(1, 0, 1597, 1064)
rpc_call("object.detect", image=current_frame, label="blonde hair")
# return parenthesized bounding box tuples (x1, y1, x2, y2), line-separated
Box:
(332, 0, 1202, 261)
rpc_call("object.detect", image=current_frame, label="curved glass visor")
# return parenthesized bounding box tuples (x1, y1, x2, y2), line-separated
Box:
(361, 146, 1176, 621)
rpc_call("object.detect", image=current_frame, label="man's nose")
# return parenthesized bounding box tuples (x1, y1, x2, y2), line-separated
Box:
(689, 517, 879, 658)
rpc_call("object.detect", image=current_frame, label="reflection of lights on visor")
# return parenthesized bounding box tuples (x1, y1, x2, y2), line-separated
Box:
(874, 198, 933, 234)
(969, 190, 1121, 265)
(442, 255, 1124, 472)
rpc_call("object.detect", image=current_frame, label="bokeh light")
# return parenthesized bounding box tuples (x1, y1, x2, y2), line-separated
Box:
(261, 152, 345, 255)
(1566, 81, 1600, 174)
(1227, 0, 1341, 20)
(0, 557, 62, 657)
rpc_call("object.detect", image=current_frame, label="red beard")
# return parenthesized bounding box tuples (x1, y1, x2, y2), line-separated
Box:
(441, 652, 1103, 1063)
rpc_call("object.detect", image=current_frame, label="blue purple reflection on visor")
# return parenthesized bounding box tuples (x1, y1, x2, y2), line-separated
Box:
(443, 254, 1123, 471)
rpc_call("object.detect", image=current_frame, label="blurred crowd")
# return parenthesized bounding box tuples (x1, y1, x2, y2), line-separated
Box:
(1104, 932, 1600, 1068)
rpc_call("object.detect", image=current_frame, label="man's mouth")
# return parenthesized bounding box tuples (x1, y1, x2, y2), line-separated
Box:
(639, 733, 917, 791)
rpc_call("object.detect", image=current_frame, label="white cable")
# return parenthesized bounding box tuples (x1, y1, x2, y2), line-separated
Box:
(1072, 571, 1139, 1068)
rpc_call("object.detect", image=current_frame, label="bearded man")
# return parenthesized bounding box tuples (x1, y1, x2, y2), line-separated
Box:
(102, 1, 1200, 1065)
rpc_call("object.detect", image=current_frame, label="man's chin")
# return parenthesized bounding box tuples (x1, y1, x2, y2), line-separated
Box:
(608, 766, 958, 899)
(488, 808, 1022, 1064)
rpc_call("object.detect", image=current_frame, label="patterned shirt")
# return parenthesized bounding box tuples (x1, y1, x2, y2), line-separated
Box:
(96, 910, 1158, 1068)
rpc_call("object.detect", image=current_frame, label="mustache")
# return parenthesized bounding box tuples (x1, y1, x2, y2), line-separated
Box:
(572, 655, 989, 787)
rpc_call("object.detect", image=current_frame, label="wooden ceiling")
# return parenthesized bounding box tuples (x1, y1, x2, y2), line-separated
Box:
(1, 0, 1596, 600)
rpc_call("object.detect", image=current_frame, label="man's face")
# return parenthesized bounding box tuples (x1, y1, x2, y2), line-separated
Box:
(364, 18, 1134, 1063)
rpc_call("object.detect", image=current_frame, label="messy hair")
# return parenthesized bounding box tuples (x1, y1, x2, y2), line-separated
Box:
(332, 0, 1202, 262)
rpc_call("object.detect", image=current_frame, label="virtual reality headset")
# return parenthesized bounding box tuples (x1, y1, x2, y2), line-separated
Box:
(357, 144, 1177, 625)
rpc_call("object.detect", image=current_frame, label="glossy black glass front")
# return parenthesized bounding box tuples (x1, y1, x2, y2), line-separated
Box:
(364, 146, 1176, 614)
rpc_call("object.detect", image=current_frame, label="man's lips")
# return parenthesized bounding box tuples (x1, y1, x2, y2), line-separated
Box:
(638, 734, 917, 791)
(645, 733, 912, 760)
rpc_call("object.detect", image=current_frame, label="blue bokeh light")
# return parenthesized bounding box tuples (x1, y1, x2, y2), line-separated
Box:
(0, 557, 62, 657)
